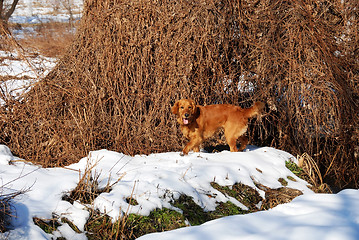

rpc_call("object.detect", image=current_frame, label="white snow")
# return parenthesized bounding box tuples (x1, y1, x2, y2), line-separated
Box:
(1, 0, 78, 104)
(0, 51, 56, 78)
(9, 0, 83, 24)
(0, 51, 57, 104)
(138, 189, 359, 240)
(0, 145, 358, 240)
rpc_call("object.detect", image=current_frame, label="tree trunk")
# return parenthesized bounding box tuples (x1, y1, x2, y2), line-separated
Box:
(0, 0, 19, 21)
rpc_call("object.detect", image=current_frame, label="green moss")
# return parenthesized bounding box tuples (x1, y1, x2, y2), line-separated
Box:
(211, 201, 247, 218)
(278, 178, 288, 186)
(33, 217, 60, 234)
(172, 193, 252, 226)
(287, 176, 297, 182)
(125, 208, 187, 239)
(85, 213, 119, 240)
(172, 195, 212, 225)
(210, 182, 262, 211)
(126, 197, 138, 206)
(285, 161, 304, 177)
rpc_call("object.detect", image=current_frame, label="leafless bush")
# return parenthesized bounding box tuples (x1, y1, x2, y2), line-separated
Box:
(0, 0, 358, 189)
(0, 0, 19, 22)
(0, 187, 27, 233)
(0, 20, 13, 50)
(62, 156, 117, 205)
(238, 0, 359, 189)
(0, 194, 11, 233)
(16, 22, 76, 58)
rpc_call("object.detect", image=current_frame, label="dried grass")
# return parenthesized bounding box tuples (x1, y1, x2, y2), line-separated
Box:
(15, 22, 76, 58)
(262, 187, 304, 210)
(0, 196, 11, 233)
(0, 0, 358, 189)
(62, 154, 121, 205)
(298, 153, 332, 192)
(0, 187, 27, 233)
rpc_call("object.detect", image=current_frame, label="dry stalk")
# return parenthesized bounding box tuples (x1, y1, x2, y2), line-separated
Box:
(298, 153, 331, 193)
(64, 155, 113, 204)
(0, 186, 29, 233)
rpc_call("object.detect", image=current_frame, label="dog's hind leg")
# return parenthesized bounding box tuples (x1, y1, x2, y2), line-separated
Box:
(225, 123, 248, 152)
(225, 130, 239, 152)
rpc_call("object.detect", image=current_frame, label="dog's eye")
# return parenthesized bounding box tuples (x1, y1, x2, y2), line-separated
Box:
(180, 106, 184, 109)
(188, 107, 192, 109)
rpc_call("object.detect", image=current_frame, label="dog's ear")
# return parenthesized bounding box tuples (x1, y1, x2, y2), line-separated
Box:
(190, 100, 197, 114)
(193, 103, 200, 118)
(171, 101, 179, 115)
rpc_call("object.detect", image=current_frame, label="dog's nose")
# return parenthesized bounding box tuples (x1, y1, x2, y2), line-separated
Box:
(184, 113, 189, 117)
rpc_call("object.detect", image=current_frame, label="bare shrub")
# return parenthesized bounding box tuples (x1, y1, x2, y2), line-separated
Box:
(0, 0, 358, 189)
(0, 0, 19, 22)
(0, 187, 27, 233)
(16, 22, 76, 58)
(297, 153, 332, 193)
(239, 0, 359, 189)
(0, 194, 12, 233)
(62, 156, 116, 204)
(0, 20, 15, 50)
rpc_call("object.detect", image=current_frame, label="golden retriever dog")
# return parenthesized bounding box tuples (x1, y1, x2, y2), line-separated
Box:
(172, 99, 265, 155)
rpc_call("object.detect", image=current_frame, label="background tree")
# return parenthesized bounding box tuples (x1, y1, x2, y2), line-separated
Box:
(0, 0, 19, 22)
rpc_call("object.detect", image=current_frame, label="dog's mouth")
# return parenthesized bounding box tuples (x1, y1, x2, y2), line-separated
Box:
(183, 118, 190, 125)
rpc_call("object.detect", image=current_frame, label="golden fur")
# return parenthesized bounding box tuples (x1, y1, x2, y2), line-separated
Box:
(172, 99, 265, 155)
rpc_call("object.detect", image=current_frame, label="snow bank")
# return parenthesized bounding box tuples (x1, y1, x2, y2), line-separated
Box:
(0, 145, 313, 239)
(138, 189, 359, 240)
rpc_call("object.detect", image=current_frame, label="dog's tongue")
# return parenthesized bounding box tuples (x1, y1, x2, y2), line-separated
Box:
(183, 118, 189, 125)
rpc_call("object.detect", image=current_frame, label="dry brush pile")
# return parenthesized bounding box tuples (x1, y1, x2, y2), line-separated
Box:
(0, 0, 358, 189)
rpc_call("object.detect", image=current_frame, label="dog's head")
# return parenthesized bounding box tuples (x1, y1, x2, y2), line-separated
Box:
(171, 99, 198, 125)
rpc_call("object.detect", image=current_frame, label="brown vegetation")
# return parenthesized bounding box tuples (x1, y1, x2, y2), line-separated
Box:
(0, 0, 19, 22)
(0, 186, 27, 233)
(0, 0, 358, 189)
(16, 22, 76, 58)
(0, 196, 11, 233)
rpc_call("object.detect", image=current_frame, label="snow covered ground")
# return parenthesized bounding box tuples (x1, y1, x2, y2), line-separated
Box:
(1, 0, 83, 104)
(0, 86, 357, 239)
(0, 50, 57, 104)
(9, 0, 83, 25)
(138, 188, 359, 240)
(0, 145, 358, 240)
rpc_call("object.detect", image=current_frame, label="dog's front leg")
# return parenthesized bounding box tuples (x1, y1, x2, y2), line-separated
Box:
(181, 136, 203, 156)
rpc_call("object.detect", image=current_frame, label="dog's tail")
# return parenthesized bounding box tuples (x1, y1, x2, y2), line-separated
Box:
(245, 102, 265, 118)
